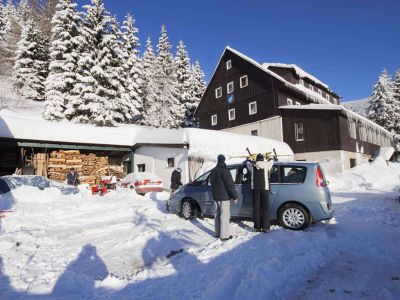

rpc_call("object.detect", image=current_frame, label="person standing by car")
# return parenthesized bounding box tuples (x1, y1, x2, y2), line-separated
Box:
(170, 168, 183, 193)
(167, 168, 183, 211)
(67, 168, 80, 186)
(209, 154, 238, 241)
(246, 153, 274, 232)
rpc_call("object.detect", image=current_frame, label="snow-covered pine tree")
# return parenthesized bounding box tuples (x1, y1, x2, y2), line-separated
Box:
(141, 37, 157, 122)
(0, 3, 6, 41)
(146, 25, 181, 128)
(175, 40, 192, 127)
(0, 0, 19, 75)
(44, 0, 81, 121)
(393, 69, 400, 104)
(13, 19, 49, 101)
(70, 0, 133, 126)
(16, 0, 32, 25)
(367, 69, 400, 133)
(121, 12, 143, 122)
(184, 60, 206, 127)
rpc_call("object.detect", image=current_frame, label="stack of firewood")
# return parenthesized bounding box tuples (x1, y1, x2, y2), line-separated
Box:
(47, 150, 109, 184)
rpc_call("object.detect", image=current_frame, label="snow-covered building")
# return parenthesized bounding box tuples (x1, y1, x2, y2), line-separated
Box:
(195, 47, 393, 172)
(0, 110, 293, 189)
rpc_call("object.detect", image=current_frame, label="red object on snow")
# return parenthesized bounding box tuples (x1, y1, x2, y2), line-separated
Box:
(91, 186, 108, 196)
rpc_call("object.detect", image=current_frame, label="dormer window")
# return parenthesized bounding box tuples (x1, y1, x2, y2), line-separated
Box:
(299, 79, 304, 86)
(318, 89, 322, 96)
(325, 94, 330, 101)
(332, 98, 337, 105)
(309, 84, 313, 91)
(215, 87, 222, 99)
(227, 81, 234, 94)
(240, 75, 248, 88)
(226, 60, 232, 70)
(287, 98, 293, 105)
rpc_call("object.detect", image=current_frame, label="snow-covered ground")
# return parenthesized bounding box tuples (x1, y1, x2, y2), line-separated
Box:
(0, 159, 399, 299)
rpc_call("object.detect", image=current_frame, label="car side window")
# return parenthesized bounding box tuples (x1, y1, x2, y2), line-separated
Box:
(193, 171, 210, 185)
(270, 166, 279, 184)
(240, 166, 251, 184)
(228, 167, 239, 184)
(281, 166, 307, 184)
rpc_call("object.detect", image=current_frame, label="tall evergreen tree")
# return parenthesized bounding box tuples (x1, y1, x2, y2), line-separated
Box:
(367, 69, 400, 133)
(0, 3, 6, 41)
(184, 60, 206, 127)
(121, 12, 143, 121)
(146, 25, 181, 128)
(393, 69, 400, 103)
(141, 37, 157, 122)
(175, 40, 192, 126)
(44, 0, 81, 121)
(13, 19, 49, 101)
(70, 0, 133, 126)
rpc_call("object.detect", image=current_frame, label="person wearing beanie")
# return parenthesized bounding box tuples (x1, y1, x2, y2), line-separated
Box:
(167, 167, 183, 211)
(209, 154, 238, 241)
(246, 153, 275, 232)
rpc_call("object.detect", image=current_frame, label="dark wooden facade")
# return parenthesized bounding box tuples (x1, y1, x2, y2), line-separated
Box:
(281, 109, 380, 155)
(195, 47, 389, 157)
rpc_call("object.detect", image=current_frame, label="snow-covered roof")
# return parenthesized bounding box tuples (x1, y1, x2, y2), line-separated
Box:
(263, 63, 329, 89)
(0, 109, 294, 159)
(279, 104, 393, 136)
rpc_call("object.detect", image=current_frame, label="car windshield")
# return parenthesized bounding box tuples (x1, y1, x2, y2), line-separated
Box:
(193, 171, 210, 183)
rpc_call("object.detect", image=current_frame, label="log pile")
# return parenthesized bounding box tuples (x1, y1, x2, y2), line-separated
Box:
(47, 150, 109, 185)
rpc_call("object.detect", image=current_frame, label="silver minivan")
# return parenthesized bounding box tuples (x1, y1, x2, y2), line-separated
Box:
(169, 162, 333, 230)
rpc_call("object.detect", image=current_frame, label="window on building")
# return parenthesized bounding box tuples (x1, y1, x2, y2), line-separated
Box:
(137, 164, 145, 172)
(309, 84, 313, 91)
(295, 123, 304, 141)
(348, 120, 357, 139)
(226, 60, 232, 70)
(227, 81, 234, 94)
(167, 158, 174, 168)
(295, 101, 301, 106)
(318, 89, 322, 95)
(332, 98, 337, 105)
(249, 101, 257, 115)
(325, 94, 330, 101)
(228, 108, 235, 121)
(240, 75, 248, 88)
(211, 114, 217, 126)
(251, 130, 258, 136)
(287, 98, 293, 105)
(215, 87, 222, 98)
(299, 79, 304, 86)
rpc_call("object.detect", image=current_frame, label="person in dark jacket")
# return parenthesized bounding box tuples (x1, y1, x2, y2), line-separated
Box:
(209, 154, 238, 241)
(170, 168, 183, 193)
(67, 168, 80, 186)
(246, 153, 274, 232)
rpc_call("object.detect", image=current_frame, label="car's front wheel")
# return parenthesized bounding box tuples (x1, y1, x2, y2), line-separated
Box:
(181, 199, 199, 220)
(278, 203, 310, 230)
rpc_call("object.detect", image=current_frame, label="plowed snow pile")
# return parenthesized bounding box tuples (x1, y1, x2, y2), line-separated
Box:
(0, 161, 399, 299)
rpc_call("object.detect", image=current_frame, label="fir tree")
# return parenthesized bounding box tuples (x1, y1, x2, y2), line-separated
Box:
(13, 19, 49, 101)
(141, 37, 157, 122)
(0, 3, 6, 41)
(121, 12, 143, 121)
(146, 25, 181, 128)
(393, 69, 400, 103)
(44, 0, 81, 121)
(184, 60, 206, 127)
(0, 0, 19, 75)
(367, 69, 400, 133)
(71, 0, 133, 126)
(175, 40, 192, 127)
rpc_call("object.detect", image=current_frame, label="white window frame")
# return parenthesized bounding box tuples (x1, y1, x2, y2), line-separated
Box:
(295, 101, 301, 106)
(249, 101, 257, 115)
(309, 84, 313, 91)
(287, 98, 293, 106)
(295, 123, 304, 141)
(227, 81, 234, 94)
(240, 75, 248, 88)
(332, 98, 337, 105)
(318, 89, 322, 96)
(211, 114, 217, 126)
(299, 79, 304, 86)
(325, 94, 330, 101)
(226, 60, 232, 70)
(215, 87, 222, 99)
(228, 108, 235, 121)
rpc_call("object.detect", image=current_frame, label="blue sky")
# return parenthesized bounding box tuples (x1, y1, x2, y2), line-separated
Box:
(78, 1, 398, 101)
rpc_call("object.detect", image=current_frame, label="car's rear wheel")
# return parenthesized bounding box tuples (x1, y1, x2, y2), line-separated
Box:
(278, 203, 310, 230)
(181, 199, 199, 220)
